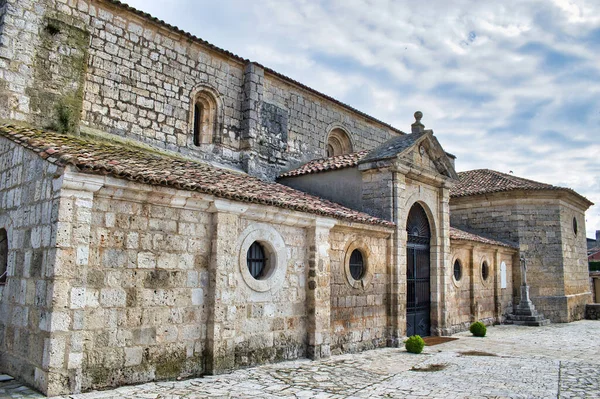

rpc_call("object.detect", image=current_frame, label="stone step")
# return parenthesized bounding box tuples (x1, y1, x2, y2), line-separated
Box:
(505, 312, 551, 327)
(505, 318, 551, 327)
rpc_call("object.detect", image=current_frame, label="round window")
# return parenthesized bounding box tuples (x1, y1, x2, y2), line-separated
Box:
(453, 260, 462, 281)
(481, 261, 489, 281)
(573, 217, 578, 235)
(247, 241, 267, 280)
(349, 249, 365, 280)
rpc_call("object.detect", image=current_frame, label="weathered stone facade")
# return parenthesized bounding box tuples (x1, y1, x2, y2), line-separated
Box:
(0, 0, 594, 396)
(0, 0, 401, 181)
(450, 191, 592, 322)
(447, 243, 516, 333)
(0, 139, 65, 395)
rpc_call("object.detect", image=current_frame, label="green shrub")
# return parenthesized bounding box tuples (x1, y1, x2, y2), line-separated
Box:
(469, 321, 487, 337)
(405, 335, 425, 354)
(590, 261, 600, 272)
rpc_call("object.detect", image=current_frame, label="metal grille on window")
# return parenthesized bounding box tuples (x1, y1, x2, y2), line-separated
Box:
(453, 260, 462, 281)
(247, 242, 266, 279)
(349, 249, 364, 280)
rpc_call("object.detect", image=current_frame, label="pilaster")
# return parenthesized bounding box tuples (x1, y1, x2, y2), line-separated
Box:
(46, 172, 103, 396)
(240, 62, 265, 176)
(306, 218, 335, 359)
(389, 171, 406, 343)
(435, 186, 451, 335)
(205, 200, 247, 374)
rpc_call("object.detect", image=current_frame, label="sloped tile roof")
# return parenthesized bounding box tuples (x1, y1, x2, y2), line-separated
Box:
(0, 125, 394, 227)
(450, 227, 518, 249)
(359, 131, 427, 164)
(451, 169, 593, 205)
(278, 151, 369, 178)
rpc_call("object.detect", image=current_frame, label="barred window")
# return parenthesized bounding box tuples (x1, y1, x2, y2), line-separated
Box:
(247, 242, 267, 280)
(349, 249, 365, 280)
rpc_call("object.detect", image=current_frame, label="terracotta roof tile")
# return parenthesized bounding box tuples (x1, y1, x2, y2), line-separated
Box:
(451, 169, 593, 205)
(450, 227, 518, 249)
(278, 151, 369, 178)
(0, 125, 394, 227)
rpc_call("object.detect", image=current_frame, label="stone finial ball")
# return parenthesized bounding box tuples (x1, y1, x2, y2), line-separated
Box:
(414, 111, 423, 121)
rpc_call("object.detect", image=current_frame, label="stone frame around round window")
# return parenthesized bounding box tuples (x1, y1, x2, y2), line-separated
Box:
(238, 223, 287, 292)
(343, 239, 373, 289)
(451, 257, 463, 286)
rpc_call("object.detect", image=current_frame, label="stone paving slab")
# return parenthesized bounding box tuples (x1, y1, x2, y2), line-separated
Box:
(1, 320, 599, 399)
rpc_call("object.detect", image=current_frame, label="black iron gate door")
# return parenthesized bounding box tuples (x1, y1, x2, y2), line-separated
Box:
(406, 242, 430, 337)
(405, 203, 431, 337)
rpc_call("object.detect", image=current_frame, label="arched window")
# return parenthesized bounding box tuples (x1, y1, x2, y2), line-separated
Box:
(0, 229, 8, 285)
(326, 128, 352, 157)
(500, 261, 507, 289)
(191, 90, 218, 146)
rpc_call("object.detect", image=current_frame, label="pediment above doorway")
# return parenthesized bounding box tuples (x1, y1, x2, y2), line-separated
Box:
(358, 129, 458, 183)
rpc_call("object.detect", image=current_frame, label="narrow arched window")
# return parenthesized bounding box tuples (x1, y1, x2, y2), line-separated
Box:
(0, 229, 8, 285)
(191, 89, 218, 146)
(193, 102, 203, 146)
(500, 261, 507, 289)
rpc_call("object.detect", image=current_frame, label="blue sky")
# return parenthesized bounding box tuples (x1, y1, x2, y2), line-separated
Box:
(123, 0, 600, 237)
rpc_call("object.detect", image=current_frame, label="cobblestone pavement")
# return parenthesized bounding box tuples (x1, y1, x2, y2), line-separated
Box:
(1, 320, 598, 399)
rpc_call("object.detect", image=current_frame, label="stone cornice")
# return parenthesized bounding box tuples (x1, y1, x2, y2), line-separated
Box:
(450, 189, 593, 212)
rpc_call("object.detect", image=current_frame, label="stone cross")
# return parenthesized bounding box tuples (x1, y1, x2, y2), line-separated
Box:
(520, 255, 528, 286)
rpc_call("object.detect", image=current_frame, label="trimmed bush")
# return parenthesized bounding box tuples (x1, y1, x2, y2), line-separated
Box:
(405, 335, 425, 354)
(469, 321, 487, 337)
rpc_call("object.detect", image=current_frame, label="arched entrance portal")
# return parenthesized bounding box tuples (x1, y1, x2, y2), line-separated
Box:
(406, 203, 431, 337)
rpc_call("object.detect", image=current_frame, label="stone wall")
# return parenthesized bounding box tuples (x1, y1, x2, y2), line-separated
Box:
(0, 0, 404, 181)
(329, 228, 389, 354)
(450, 193, 591, 322)
(278, 168, 364, 213)
(230, 218, 308, 368)
(558, 203, 592, 321)
(447, 244, 515, 333)
(71, 190, 213, 392)
(0, 137, 64, 395)
(262, 75, 400, 171)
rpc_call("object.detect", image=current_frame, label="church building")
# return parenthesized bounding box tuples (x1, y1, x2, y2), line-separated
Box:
(0, 0, 593, 395)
